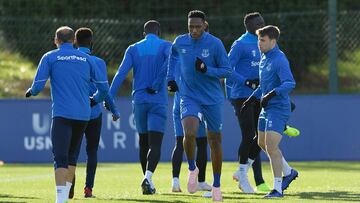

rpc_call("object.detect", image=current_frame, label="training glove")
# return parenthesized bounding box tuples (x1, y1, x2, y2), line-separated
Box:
(90, 97, 97, 107)
(245, 79, 259, 90)
(261, 90, 276, 108)
(146, 88, 157, 94)
(195, 57, 207, 73)
(167, 80, 178, 92)
(25, 88, 32, 98)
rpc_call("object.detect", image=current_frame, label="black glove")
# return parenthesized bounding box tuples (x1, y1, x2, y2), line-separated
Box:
(103, 101, 110, 111)
(195, 57, 207, 73)
(245, 79, 259, 90)
(261, 90, 276, 108)
(25, 88, 32, 98)
(240, 96, 257, 114)
(146, 87, 157, 94)
(167, 80, 178, 92)
(290, 101, 296, 112)
(90, 97, 97, 107)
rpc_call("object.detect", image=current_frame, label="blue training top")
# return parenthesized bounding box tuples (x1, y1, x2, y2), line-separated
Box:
(78, 47, 120, 120)
(226, 32, 261, 99)
(30, 43, 109, 121)
(109, 34, 172, 104)
(252, 45, 296, 112)
(167, 32, 232, 105)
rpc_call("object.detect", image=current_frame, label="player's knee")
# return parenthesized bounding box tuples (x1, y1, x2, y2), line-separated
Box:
(207, 132, 221, 149)
(54, 154, 68, 169)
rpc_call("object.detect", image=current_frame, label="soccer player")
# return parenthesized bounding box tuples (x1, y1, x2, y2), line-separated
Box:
(70, 27, 120, 198)
(225, 12, 270, 193)
(242, 25, 298, 198)
(167, 10, 232, 201)
(109, 20, 171, 195)
(25, 26, 109, 203)
(170, 21, 211, 193)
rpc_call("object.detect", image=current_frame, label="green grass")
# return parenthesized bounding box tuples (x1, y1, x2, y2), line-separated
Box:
(0, 162, 360, 202)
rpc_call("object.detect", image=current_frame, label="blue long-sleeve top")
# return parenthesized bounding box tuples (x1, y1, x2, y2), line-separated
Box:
(252, 45, 296, 111)
(109, 34, 171, 104)
(167, 32, 232, 105)
(30, 43, 109, 121)
(78, 47, 120, 119)
(226, 32, 261, 99)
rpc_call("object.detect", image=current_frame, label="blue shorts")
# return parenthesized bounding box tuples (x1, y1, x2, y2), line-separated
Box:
(180, 96, 223, 133)
(51, 117, 87, 169)
(258, 109, 289, 135)
(173, 93, 206, 137)
(133, 103, 167, 134)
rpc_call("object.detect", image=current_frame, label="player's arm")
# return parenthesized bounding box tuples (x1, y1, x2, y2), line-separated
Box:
(26, 54, 50, 97)
(274, 56, 296, 95)
(109, 46, 134, 97)
(89, 57, 109, 103)
(227, 41, 246, 84)
(196, 40, 232, 78)
(149, 43, 171, 93)
(166, 42, 179, 92)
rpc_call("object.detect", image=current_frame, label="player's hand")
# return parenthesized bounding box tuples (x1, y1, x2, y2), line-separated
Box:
(146, 87, 157, 94)
(90, 97, 97, 107)
(103, 101, 110, 111)
(195, 57, 207, 73)
(241, 96, 257, 114)
(167, 80, 178, 92)
(245, 79, 259, 90)
(112, 112, 120, 121)
(25, 88, 32, 98)
(261, 90, 276, 108)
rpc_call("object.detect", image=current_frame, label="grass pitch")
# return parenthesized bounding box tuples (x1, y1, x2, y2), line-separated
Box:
(0, 162, 360, 202)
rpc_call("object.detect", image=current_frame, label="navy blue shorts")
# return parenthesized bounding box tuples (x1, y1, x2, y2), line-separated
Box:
(51, 117, 87, 169)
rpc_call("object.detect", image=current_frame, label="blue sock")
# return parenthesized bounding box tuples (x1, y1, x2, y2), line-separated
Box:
(213, 173, 221, 187)
(188, 160, 196, 171)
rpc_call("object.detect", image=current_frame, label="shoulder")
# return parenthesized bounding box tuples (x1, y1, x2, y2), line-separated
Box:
(274, 50, 289, 66)
(91, 55, 106, 66)
(206, 33, 225, 47)
(174, 34, 189, 45)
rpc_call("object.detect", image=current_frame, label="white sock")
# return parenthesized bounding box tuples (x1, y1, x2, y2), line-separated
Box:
(274, 177, 282, 193)
(239, 164, 248, 175)
(172, 177, 180, 186)
(247, 158, 255, 167)
(56, 185, 68, 203)
(65, 182, 72, 197)
(145, 170, 154, 189)
(282, 157, 292, 176)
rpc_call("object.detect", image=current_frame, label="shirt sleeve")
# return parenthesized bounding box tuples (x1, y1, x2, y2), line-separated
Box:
(227, 41, 246, 84)
(109, 46, 134, 97)
(31, 53, 51, 96)
(274, 56, 296, 96)
(166, 41, 179, 82)
(205, 40, 232, 78)
(89, 57, 109, 103)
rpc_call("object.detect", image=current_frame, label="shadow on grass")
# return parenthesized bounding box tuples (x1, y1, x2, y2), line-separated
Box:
(286, 190, 360, 202)
(96, 197, 187, 203)
(0, 194, 37, 202)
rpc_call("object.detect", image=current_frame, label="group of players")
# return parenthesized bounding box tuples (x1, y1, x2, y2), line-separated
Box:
(26, 9, 299, 203)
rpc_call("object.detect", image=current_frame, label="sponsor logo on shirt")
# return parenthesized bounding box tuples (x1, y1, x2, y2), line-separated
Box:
(57, 55, 87, 62)
(251, 61, 260, 67)
(181, 49, 186, 54)
(201, 49, 209, 58)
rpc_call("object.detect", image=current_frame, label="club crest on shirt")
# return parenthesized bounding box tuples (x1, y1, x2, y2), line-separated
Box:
(181, 49, 186, 54)
(266, 63, 272, 71)
(201, 49, 209, 58)
(252, 50, 256, 57)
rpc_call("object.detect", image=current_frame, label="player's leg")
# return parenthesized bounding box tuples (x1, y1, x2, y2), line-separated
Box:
(67, 119, 87, 199)
(134, 104, 149, 175)
(196, 123, 211, 191)
(83, 114, 102, 198)
(142, 103, 167, 194)
(202, 103, 223, 201)
(180, 97, 201, 193)
(233, 98, 256, 193)
(51, 117, 73, 203)
(171, 93, 184, 192)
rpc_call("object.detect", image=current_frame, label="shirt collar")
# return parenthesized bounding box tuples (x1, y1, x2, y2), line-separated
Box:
(145, 33, 159, 39)
(190, 31, 208, 42)
(78, 47, 91, 54)
(59, 43, 74, 49)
